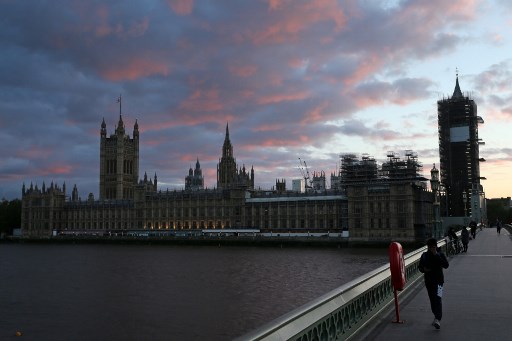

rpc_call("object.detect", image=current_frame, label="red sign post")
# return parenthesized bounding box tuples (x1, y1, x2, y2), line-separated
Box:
(388, 242, 406, 323)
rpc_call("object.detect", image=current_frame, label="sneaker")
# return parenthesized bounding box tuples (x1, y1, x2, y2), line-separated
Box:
(433, 319, 441, 329)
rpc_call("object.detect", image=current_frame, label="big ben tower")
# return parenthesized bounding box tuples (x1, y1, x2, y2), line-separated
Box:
(437, 74, 485, 219)
(99, 96, 139, 200)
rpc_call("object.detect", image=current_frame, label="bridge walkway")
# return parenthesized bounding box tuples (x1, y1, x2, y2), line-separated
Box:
(358, 226, 512, 341)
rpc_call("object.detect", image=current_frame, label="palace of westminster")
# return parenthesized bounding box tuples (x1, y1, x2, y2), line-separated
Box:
(21, 77, 486, 243)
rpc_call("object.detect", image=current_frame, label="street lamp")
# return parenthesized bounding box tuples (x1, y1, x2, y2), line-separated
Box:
(430, 164, 441, 239)
(462, 191, 467, 217)
(431, 166, 439, 197)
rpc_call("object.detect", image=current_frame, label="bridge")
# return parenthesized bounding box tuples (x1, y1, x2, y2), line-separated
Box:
(237, 226, 512, 340)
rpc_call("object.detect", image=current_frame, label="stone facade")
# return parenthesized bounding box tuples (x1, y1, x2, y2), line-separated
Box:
(21, 114, 435, 242)
(99, 114, 140, 200)
(348, 181, 433, 243)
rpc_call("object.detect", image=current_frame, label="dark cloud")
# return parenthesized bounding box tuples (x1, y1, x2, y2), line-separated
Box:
(0, 0, 493, 199)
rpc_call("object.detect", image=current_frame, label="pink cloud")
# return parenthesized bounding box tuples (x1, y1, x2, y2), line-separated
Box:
(101, 58, 170, 81)
(239, 90, 255, 100)
(350, 94, 381, 108)
(259, 137, 307, 148)
(420, 0, 477, 21)
(252, 0, 346, 45)
(94, 5, 114, 37)
(495, 107, 512, 120)
(288, 58, 304, 68)
(166, 0, 194, 15)
(228, 64, 258, 77)
(144, 136, 171, 147)
(42, 165, 73, 176)
(267, 0, 285, 11)
(140, 109, 237, 134)
(269, 74, 284, 86)
(343, 54, 382, 86)
(179, 87, 224, 112)
(257, 90, 310, 105)
(396, 0, 478, 36)
(484, 158, 512, 167)
(301, 102, 328, 124)
(253, 123, 282, 132)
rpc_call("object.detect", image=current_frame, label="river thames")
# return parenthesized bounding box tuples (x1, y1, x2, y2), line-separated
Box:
(0, 243, 388, 340)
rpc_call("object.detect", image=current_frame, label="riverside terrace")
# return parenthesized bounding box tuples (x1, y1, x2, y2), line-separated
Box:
(237, 226, 512, 341)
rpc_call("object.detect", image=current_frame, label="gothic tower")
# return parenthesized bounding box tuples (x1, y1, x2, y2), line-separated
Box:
(217, 123, 254, 189)
(99, 97, 139, 200)
(185, 158, 205, 190)
(437, 75, 485, 217)
(217, 123, 237, 189)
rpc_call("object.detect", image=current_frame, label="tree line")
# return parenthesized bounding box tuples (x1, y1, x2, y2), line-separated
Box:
(0, 199, 21, 235)
(486, 199, 512, 226)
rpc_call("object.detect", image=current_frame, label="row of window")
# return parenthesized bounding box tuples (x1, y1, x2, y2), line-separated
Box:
(104, 159, 135, 175)
(353, 217, 408, 229)
(41, 217, 340, 231)
(352, 201, 408, 214)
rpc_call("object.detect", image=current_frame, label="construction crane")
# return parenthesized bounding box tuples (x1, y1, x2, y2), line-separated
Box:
(298, 158, 312, 189)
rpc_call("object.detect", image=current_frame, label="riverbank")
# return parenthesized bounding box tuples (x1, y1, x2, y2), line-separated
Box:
(1, 235, 423, 249)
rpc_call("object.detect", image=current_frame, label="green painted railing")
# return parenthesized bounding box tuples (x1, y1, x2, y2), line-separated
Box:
(236, 239, 450, 341)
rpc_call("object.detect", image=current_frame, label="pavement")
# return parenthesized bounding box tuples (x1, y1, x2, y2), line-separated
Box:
(356, 226, 512, 341)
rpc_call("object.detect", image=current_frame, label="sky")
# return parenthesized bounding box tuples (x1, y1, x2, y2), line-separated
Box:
(1, 0, 512, 201)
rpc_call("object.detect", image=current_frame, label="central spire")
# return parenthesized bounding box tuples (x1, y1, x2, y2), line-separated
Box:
(222, 122, 233, 158)
(116, 94, 125, 134)
(117, 94, 122, 116)
(452, 72, 463, 99)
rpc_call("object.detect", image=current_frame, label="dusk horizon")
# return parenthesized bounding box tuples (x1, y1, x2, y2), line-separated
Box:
(1, 0, 511, 200)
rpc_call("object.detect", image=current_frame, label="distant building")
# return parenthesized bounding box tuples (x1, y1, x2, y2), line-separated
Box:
(311, 171, 326, 192)
(342, 152, 432, 242)
(275, 179, 286, 193)
(185, 159, 204, 191)
(292, 179, 305, 193)
(437, 75, 485, 222)
(217, 123, 254, 189)
(99, 114, 140, 200)
(21, 107, 435, 243)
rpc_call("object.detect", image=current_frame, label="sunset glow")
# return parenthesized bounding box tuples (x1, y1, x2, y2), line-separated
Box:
(1, 1, 511, 200)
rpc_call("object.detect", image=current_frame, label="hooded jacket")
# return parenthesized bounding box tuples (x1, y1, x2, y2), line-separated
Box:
(418, 249, 449, 285)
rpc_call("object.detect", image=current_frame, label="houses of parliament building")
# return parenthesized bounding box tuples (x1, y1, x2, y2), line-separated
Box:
(21, 110, 436, 243)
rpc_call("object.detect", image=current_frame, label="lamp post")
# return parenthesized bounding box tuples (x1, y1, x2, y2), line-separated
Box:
(462, 191, 467, 217)
(430, 164, 441, 239)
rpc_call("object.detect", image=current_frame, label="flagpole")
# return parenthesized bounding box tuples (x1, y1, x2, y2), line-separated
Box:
(118, 94, 122, 116)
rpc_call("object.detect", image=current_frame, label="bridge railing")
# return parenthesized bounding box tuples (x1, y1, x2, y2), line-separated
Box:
(236, 239, 449, 341)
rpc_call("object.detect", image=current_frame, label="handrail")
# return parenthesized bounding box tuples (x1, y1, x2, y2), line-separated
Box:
(236, 239, 448, 341)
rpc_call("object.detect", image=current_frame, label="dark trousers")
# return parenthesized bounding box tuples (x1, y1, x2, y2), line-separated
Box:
(426, 282, 443, 320)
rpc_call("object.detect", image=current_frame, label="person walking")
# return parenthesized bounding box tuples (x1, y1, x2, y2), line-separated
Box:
(497, 219, 502, 235)
(461, 227, 470, 252)
(469, 220, 477, 239)
(418, 238, 449, 329)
